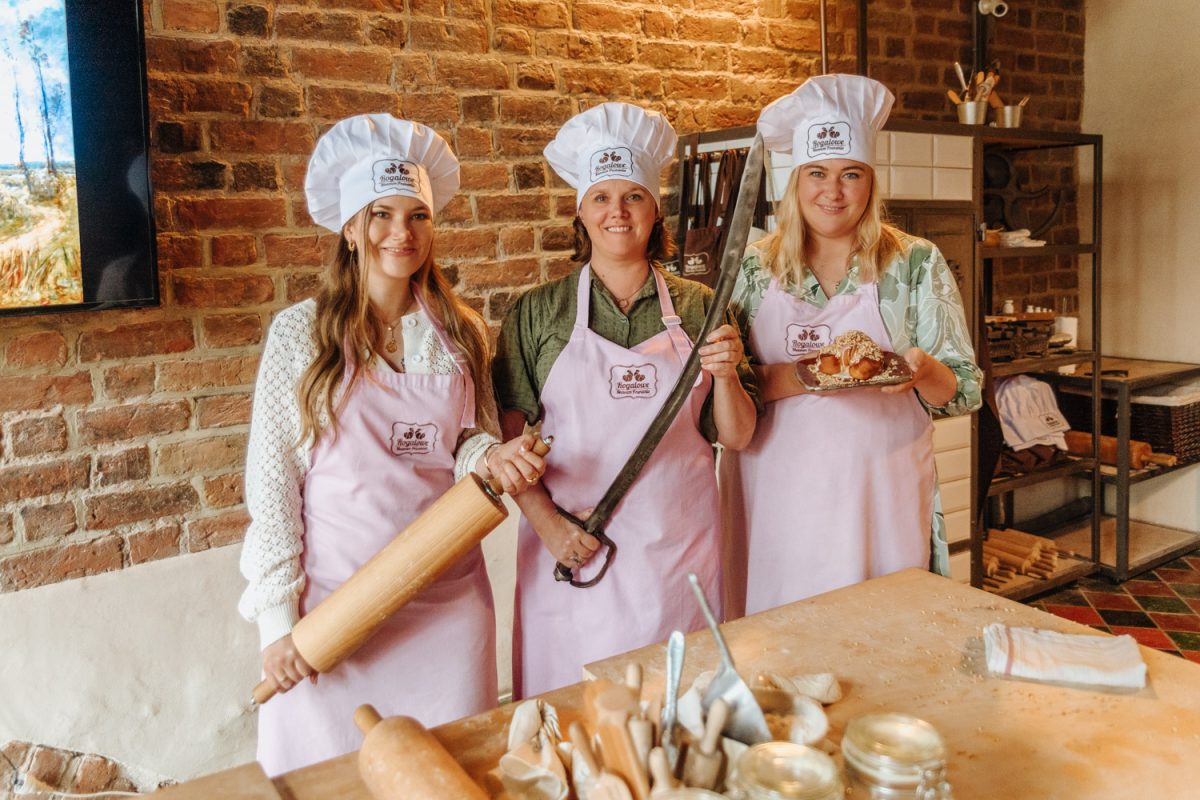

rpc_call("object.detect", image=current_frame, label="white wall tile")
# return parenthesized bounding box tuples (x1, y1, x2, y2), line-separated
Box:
(889, 165, 933, 199)
(932, 167, 973, 200)
(933, 134, 973, 167)
(890, 132, 933, 166)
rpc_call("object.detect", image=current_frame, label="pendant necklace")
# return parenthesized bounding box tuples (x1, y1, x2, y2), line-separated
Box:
(382, 316, 404, 354)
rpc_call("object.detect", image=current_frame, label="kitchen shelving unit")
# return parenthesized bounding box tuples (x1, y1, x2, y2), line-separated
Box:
(1040, 357, 1200, 581)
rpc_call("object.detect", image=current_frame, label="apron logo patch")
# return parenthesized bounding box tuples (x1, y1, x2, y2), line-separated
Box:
(390, 422, 438, 456)
(683, 252, 710, 275)
(805, 122, 852, 158)
(784, 323, 831, 357)
(372, 159, 422, 195)
(589, 147, 634, 182)
(609, 363, 658, 399)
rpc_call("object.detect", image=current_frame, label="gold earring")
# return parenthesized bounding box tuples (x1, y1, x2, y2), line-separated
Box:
(347, 241, 356, 253)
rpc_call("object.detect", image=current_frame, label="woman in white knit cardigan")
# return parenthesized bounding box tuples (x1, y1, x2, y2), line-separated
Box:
(239, 114, 545, 775)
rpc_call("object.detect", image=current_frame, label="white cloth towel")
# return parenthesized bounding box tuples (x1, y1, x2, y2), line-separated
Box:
(983, 623, 1147, 690)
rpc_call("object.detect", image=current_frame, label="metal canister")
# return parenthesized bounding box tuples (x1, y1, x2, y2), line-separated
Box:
(726, 741, 844, 800)
(841, 713, 952, 799)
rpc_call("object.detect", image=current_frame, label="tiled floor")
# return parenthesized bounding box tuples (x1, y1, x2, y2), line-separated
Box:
(1029, 551, 1200, 663)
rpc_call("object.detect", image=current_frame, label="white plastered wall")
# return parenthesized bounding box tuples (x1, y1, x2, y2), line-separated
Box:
(0, 503, 521, 783)
(1081, 0, 1200, 531)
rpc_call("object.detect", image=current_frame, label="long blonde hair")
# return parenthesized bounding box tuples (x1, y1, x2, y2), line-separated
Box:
(761, 166, 903, 289)
(297, 204, 490, 446)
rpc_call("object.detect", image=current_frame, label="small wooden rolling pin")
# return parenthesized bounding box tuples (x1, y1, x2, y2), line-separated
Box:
(252, 436, 552, 705)
(1064, 430, 1176, 470)
(355, 705, 486, 800)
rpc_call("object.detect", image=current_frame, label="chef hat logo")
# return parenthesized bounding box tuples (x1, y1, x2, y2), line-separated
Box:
(589, 147, 634, 181)
(372, 159, 421, 194)
(806, 122, 852, 158)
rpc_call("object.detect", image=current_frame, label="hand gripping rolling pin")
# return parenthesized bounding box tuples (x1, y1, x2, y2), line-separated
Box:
(251, 435, 553, 705)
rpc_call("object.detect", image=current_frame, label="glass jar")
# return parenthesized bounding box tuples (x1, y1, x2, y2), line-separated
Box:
(841, 713, 952, 799)
(726, 741, 844, 800)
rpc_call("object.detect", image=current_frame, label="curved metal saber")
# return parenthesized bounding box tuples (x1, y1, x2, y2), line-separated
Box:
(555, 134, 765, 587)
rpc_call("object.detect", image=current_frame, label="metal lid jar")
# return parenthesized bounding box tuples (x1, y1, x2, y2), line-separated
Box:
(726, 741, 844, 800)
(841, 713, 952, 799)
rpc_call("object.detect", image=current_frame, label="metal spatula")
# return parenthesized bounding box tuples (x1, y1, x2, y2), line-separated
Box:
(686, 572, 771, 745)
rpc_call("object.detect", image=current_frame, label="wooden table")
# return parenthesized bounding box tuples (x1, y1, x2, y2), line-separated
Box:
(156, 569, 1200, 799)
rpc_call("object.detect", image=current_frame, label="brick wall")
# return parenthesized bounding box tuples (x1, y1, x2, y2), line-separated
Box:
(0, 0, 1084, 592)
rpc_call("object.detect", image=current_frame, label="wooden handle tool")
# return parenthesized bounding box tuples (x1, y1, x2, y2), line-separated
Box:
(586, 680, 651, 800)
(571, 721, 634, 800)
(355, 705, 486, 800)
(682, 698, 729, 791)
(946, 89, 963, 106)
(1064, 430, 1176, 470)
(648, 747, 678, 795)
(252, 437, 552, 705)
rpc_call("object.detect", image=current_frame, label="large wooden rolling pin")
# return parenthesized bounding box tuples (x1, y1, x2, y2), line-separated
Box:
(355, 704, 486, 800)
(252, 437, 551, 705)
(1064, 430, 1176, 470)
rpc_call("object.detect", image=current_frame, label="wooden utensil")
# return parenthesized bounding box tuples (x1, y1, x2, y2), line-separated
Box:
(146, 763, 280, 799)
(648, 747, 679, 795)
(947, 89, 963, 106)
(586, 680, 651, 800)
(252, 437, 552, 705)
(355, 705, 486, 800)
(571, 721, 634, 800)
(1064, 430, 1177, 470)
(682, 699, 729, 791)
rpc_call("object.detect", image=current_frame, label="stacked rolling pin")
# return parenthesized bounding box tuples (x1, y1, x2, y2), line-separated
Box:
(981, 528, 1065, 591)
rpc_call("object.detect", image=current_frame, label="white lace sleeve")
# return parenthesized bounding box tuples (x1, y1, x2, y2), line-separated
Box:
(238, 301, 316, 649)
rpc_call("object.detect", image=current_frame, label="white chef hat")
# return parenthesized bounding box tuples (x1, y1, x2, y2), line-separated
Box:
(758, 74, 894, 171)
(305, 113, 460, 232)
(544, 102, 677, 209)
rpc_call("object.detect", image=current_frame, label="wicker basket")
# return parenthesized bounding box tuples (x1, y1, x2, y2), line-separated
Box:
(1059, 381, 1200, 465)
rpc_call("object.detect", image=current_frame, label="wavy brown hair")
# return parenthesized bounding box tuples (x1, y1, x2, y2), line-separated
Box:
(761, 166, 902, 288)
(570, 216, 676, 266)
(297, 204, 490, 446)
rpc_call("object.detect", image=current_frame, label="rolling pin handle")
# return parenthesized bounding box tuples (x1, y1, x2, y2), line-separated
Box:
(251, 679, 277, 707)
(355, 703, 383, 734)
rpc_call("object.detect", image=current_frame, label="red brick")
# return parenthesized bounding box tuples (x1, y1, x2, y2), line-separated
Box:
(0, 513, 13, 545)
(541, 224, 574, 251)
(499, 96, 573, 126)
(95, 448, 151, 488)
(151, 76, 253, 115)
(210, 235, 259, 266)
(275, 10, 364, 43)
(291, 47, 393, 84)
(435, 56, 509, 90)
(409, 19, 488, 53)
(494, 26, 533, 55)
(500, 228, 535, 255)
(9, 415, 68, 457)
(157, 234, 203, 270)
(187, 509, 251, 551)
(495, 0, 568, 28)
(162, 0, 219, 33)
(455, 126, 494, 158)
(665, 73, 729, 101)
(437, 228, 498, 260)
(642, 8, 676, 37)
(287, 272, 323, 302)
(103, 364, 157, 401)
(0, 373, 93, 413)
(264, 233, 331, 267)
(204, 473, 244, 508)
(173, 274, 276, 308)
(678, 14, 742, 43)
(0, 741, 30, 784)
(458, 162, 509, 192)
(202, 314, 263, 349)
(174, 198, 288, 231)
(79, 401, 191, 446)
(516, 62, 555, 91)
(366, 16, 407, 46)
(85, 484, 199, 529)
(562, 66, 634, 96)
(146, 37, 238, 74)
(22, 502, 78, 542)
(496, 127, 556, 157)
(399, 93, 460, 124)
(5, 331, 67, 369)
(0, 457, 90, 504)
(0, 534, 125, 591)
(128, 525, 183, 565)
(307, 86, 398, 120)
(71, 754, 119, 793)
(459, 258, 540, 290)
(78, 320, 194, 362)
(159, 355, 259, 392)
(476, 194, 549, 224)
(157, 434, 246, 476)
(209, 121, 314, 155)
(394, 54, 435, 87)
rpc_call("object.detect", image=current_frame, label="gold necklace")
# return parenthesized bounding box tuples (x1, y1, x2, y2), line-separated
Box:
(380, 313, 408, 354)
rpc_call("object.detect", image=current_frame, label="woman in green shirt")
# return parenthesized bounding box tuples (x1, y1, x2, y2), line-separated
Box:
(493, 102, 757, 696)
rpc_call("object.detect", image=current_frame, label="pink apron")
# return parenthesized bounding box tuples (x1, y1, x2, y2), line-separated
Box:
(722, 278, 935, 618)
(257, 289, 497, 776)
(513, 266, 721, 698)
